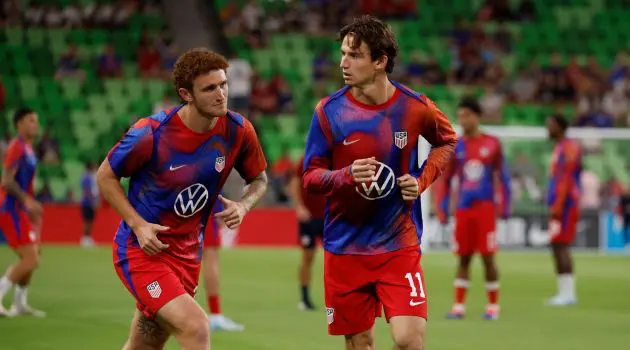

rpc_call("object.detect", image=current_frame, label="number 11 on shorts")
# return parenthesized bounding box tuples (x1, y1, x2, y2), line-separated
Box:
(405, 272, 425, 298)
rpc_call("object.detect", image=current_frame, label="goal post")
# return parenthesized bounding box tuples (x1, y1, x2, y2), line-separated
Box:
(418, 126, 630, 254)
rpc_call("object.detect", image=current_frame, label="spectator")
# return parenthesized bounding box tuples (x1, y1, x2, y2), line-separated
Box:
(137, 43, 162, 78)
(97, 43, 122, 78)
(63, 1, 83, 28)
(55, 44, 85, 81)
(44, 4, 64, 28)
(23, 1, 45, 27)
(36, 128, 60, 164)
(227, 53, 253, 116)
(36, 183, 54, 203)
(480, 85, 505, 122)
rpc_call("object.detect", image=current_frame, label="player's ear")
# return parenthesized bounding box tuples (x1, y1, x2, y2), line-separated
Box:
(178, 88, 194, 103)
(374, 54, 388, 71)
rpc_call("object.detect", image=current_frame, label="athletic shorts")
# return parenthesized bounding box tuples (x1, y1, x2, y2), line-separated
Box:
(81, 205, 95, 221)
(0, 209, 35, 249)
(299, 218, 324, 249)
(454, 201, 497, 256)
(549, 206, 580, 245)
(324, 245, 427, 336)
(113, 241, 201, 319)
(203, 219, 221, 249)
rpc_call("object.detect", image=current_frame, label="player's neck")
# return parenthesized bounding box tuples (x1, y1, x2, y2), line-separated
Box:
(554, 134, 566, 144)
(179, 105, 219, 133)
(17, 132, 33, 144)
(463, 129, 481, 138)
(350, 76, 395, 106)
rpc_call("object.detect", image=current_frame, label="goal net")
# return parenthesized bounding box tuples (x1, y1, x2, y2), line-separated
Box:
(419, 126, 630, 252)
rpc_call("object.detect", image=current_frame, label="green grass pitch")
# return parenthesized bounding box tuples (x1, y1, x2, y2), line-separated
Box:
(0, 246, 628, 349)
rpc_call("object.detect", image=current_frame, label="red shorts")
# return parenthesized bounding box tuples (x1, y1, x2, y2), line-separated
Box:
(113, 243, 201, 318)
(0, 210, 35, 249)
(324, 246, 427, 336)
(454, 202, 497, 256)
(550, 206, 580, 245)
(203, 219, 221, 248)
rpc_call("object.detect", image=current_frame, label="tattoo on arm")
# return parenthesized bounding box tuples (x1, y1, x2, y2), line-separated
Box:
(137, 315, 167, 340)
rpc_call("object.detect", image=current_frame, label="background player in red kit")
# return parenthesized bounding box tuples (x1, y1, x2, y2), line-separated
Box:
(0, 108, 45, 318)
(545, 114, 582, 306)
(303, 16, 457, 349)
(97, 48, 268, 350)
(202, 193, 245, 331)
(289, 154, 326, 311)
(438, 97, 511, 320)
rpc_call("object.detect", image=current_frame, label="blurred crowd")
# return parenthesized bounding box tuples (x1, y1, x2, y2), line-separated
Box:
(220, 0, 630, 127)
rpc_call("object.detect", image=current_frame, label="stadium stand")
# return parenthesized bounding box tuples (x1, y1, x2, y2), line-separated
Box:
(0, 0, 628, 203)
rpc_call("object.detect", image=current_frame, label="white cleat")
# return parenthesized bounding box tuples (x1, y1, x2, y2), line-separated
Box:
(0, 305, 13, 318)
(9, 304, 46, 317)
(81, 236, 96, 248)
(546, 295, 577, 306)
(209, 314, 245, 332)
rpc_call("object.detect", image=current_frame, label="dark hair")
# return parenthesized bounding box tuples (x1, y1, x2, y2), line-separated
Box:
(337, 15, 398, 74)
(13, 107, 34, 127)
(549, 113, 569, 132)
(457, 96, 482, 116)
(172, 48, 229, 101)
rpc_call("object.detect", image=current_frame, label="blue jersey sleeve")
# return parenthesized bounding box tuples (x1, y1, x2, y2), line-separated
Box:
(107, 119, 154, 178)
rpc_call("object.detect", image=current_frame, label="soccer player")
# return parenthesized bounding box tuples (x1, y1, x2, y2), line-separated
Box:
(618, 187, 630, 251)
(545, 114, 582, 306)
(438, 97, 511, 320)
(202, 194, 245, 331)
(97, 48, 268, 349)
(303, 16, 457, 349)
(289, 154, 326, 311)
(80, 161, 98, 248)
(0, 108, 45, 318)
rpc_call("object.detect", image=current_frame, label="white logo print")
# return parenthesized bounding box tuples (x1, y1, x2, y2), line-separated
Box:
(147, 281, 162, 299)
(409, 300, 426, 306)
(355, 161, 395, 200)
(343, 138, 360, 146)
(169, 164, 186, 171)
(463, 159, 484, 182)
(174, 183, 209, 218)
(394, 131, 408, 149)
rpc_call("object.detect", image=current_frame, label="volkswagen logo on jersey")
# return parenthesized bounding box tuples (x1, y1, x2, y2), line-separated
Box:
(463, 159, 484, 181)
(174, 183, 209, 218)
(355, 161, 396, 200)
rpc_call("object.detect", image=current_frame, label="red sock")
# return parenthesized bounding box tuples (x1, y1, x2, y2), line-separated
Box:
(486, 282, 499, 305)
(454, 278, 469, 305)
(208, 295, 221, 315)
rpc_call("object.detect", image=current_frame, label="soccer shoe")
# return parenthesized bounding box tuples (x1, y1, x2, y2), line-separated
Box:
(298, 300, 317, 311)
(0, 305, 13, 318)
(482, 305, 500, 320)
(80, 236, 95, 248)
(446, 304, 465, 319)
(209, 314, 245, 332)
(9, 304, 46, 318)
(546, 295, 577, 306)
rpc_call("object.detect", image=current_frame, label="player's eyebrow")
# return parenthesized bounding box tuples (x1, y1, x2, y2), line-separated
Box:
(201, 80, 228, 91)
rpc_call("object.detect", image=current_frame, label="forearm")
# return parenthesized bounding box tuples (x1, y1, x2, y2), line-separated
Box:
(2, 177, 29, 203)
(239, 172, 268, 212)
(303, 166, 353, 196)
(288, 176, 307, 209)
(417, 143, 456, 192)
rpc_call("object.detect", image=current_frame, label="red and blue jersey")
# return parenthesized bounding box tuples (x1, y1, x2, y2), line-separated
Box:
(303, 82, 457, 255)
(439, 133, 511, 217)
(108, 105, 267, 261)
(547, 138, 582, 214)
(0, 138, 37, 213)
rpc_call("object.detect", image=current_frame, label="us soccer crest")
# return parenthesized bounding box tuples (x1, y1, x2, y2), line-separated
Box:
(394, 131, 408, 149)
(215, 156, 225, 173)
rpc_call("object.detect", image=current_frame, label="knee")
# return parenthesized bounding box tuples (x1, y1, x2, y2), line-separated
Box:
(21, 251, 40, 270)
(180, 314, 210, 345)
(345, 332, 374, 349)
(393, 327, 425, 350)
